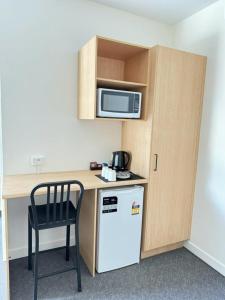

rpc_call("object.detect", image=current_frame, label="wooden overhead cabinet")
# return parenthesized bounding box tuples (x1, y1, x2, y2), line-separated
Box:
(122, 46, 206, 257)
(78, 36, 150, 120)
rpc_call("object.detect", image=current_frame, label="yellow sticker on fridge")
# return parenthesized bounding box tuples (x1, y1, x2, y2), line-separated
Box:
(132, 202, 140, 215)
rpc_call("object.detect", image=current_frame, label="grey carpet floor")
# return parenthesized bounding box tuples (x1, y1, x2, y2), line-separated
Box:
(9, 247, 225, 300)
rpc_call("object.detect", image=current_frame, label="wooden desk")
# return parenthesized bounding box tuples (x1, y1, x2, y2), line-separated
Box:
(1, 170, 147, 300)
(3, 170, 147, 199)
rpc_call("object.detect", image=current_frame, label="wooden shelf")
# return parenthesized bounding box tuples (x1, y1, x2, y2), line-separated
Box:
(97, 77, 147, 89)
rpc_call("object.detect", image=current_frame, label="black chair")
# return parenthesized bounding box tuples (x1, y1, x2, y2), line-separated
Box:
(28, 180, 84, 300)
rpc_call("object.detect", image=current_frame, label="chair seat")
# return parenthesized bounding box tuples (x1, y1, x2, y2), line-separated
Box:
(28, 201, 76, 229)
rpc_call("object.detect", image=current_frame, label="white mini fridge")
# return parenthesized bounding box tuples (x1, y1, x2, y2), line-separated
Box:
(96, 185, 144, 273)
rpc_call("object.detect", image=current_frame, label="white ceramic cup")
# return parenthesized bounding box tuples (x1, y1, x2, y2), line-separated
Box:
(107, 169, 113, 181)
(104, 167, 109, 180)
(111, 170, 117, 181)
(108, 169, 116, 182)
(101, 165, 107, 178)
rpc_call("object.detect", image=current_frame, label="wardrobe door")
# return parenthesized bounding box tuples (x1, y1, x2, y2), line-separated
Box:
(143, 46, 206, 251)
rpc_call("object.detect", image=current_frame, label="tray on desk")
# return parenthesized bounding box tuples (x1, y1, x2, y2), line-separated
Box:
(95, 172, 144, 183)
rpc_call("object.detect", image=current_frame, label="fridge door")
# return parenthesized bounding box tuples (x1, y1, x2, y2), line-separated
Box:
(96, 186, 144, 273)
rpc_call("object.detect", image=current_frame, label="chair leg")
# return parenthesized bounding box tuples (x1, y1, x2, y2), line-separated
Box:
(33, 229, 39, 300)
(28, 216, 32, 270)
(66, 225, 70, 261)
(75, 224, 82, 292)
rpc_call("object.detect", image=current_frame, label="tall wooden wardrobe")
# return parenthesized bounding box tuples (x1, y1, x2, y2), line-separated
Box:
(122, 46, 206, 257)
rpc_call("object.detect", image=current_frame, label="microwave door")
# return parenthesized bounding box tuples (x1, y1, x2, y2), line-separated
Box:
(97, 90, 138, 119)
(103, 93, 130, 112)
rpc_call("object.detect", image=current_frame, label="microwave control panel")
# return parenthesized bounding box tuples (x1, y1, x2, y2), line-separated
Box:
(134, 94, 140, 113)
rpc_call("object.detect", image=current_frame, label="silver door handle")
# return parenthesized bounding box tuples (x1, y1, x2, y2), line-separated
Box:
(154, 154, 158, 171)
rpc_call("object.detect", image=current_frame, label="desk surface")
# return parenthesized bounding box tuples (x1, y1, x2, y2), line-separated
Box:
(2, 170, 148, 199)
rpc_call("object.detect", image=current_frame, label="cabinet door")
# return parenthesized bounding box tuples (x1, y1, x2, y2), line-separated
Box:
(142, 46, 206, 251)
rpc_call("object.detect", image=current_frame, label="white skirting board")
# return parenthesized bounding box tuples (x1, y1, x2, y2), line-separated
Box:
(9, 238, 75, 260)
(185, 241, 225, 277)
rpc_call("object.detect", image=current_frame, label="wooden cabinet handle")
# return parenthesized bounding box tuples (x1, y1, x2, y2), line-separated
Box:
(154, 154, 158, 171)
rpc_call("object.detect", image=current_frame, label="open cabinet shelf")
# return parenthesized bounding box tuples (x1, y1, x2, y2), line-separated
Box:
(78, 36, 150, 120)
(97, 77, 147, 89)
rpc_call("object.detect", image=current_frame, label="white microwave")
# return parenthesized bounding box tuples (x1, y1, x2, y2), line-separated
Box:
(96, 88, 142, 119)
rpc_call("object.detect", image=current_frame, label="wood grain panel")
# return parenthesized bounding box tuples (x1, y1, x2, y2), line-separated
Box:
(122, 121, 151, 178)
(79, 189, 97, 276)
(2, 170, 147, 200)
(97, 57, 124, 80)
(124, 50, 149, 84)
(141, 241, 184, 259)
(78, 36, 97, 119)
(121, 50, 151, 175)
(97, 78, 147, 89)
(143, 46, 206, 251)
(97, 36, 148, 60)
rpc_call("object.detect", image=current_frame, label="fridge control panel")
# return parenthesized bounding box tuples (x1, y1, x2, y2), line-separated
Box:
(102, 196, 118, 213)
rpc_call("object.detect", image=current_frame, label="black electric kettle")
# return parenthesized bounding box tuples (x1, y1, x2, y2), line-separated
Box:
(112, 151, 130, 171)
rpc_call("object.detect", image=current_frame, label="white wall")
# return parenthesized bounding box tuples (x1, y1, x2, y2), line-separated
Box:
(174, 0, 225, 276)
(0, 0, 173, 176)
(0, 0, 173, 258)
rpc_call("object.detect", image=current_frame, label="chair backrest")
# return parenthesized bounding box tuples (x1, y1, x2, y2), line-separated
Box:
(30, 180, 84, 228)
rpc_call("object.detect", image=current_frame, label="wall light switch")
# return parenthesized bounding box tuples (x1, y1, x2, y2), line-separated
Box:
(31, 155, 45, 166)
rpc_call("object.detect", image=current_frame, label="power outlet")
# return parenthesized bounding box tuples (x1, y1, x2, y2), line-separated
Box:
(31, 155, 45, 166)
